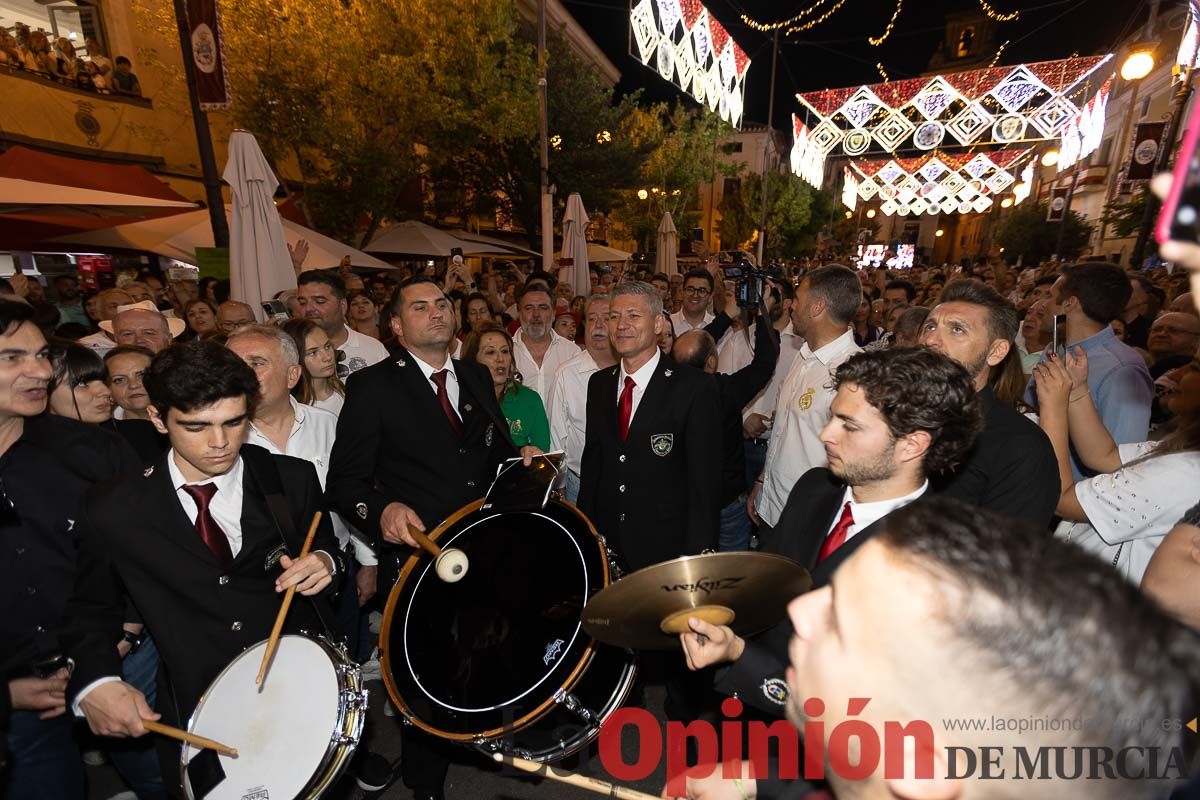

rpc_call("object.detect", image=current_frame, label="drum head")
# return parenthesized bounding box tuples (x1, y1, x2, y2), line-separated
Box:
(383, 501, 609, 739)
(182, 636, 340, 800)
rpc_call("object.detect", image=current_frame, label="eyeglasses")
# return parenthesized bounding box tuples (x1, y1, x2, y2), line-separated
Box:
(683, 287, 712, 297)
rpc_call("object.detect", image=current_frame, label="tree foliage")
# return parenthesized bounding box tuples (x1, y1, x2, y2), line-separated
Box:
(1102, 188, 1148, 240)
(995, 203, 1093, 263)
(717, 168, 827, 259)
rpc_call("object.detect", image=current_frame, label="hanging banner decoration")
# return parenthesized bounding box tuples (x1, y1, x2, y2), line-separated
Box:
(1058, 77, 1113, 172)
(795, 55, 1112, 157)
(1012, 161, 1033, 205)
(1047, 186, 1070, 221)
(630, 0, 751, 127)
(184, 0, 232, 110)
(1126, 121, 1167, 182)
(841, 167, 858, 211)
(847, 147, 1034, 216)
(1178, 0, 1200, 76)
(790, 115, 826, 189)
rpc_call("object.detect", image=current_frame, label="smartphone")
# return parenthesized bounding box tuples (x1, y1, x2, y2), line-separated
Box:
(261, 300, 288, 321)
(691, 227, 704, 241)
(1157, 98, 1200, 245)
(449, 246, 464, 267)
(1051, 314, 1066, 360)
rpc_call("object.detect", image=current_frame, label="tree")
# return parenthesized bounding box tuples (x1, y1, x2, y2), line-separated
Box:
(1102, 188, 1148, 239)
(995, 203, 1092, 263)
(717, 168, 828, 259)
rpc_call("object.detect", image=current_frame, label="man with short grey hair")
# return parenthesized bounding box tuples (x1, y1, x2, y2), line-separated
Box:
(226, 325, 378, 649)
(78, 288, 133, 354)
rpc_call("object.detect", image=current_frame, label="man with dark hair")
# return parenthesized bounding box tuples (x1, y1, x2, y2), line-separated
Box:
(329, 275, 533, 799)
(681, 347, 983, 723)
(892, 304, 929, 346)
(1122, 273, 1155, 348)
(670, 498, 1200, 800)
(0, 299, 141, 800)
(512, 283, 578, 403)
(922, 280, 1059, 527)
(883, 278, 915, 312)
(750, 264, 862, 531)
(670, 268, 716, 334)
(1025, 262, 1153, 478)
(298, 270, 388, 377)
(62, 340, 341, 791)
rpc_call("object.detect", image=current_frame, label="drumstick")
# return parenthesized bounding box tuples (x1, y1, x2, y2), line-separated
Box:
(406, 523, 442, 557)
(256, 511, 322, 685)
(493, 753, 659, 800)
(142, 720, 238, 758)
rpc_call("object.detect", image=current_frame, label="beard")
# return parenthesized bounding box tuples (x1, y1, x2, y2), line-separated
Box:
(829, 439, 898, 486)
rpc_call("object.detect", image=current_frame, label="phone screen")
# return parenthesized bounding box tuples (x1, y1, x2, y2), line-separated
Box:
(1168, 149, 1200, 243)
(1052, 314, 1066, 361)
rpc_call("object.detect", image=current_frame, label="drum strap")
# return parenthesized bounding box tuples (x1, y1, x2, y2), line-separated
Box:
(242, 448, 340, 644)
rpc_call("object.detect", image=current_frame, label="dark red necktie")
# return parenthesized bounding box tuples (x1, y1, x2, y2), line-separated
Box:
(431, 369, 463, 438)
(181, 483, 233, 566)
(617, 375, 635, 441)
(817, 502, 854, 564)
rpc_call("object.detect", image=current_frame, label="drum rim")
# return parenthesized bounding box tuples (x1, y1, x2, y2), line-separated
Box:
(180, 634, 361, 800)
(380, 497, 611, 743)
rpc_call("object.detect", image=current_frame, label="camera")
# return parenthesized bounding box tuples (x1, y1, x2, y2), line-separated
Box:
(722, 258, 784, 308)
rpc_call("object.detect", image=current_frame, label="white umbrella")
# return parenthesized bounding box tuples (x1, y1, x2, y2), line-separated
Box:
(656, 211, 679, 277)
(365, 221, 467, 257)
(48, 207, 396, 271)
(223, 131, 294, 320)
(561, 193, 590, 298)
(448, 229, 540, 259)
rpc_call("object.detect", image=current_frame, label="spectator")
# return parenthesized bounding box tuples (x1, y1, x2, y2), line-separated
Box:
(882, 278, 915, 313)
(670, 268, 716, 335)
(346, 292, 381, 340)
(891, 304, 929, 347)
(1147, 312, 1200, 378)
(111, 55, 141, 96)
(657, 311, 675, 354)
(511, 284, 578, 406)
(463, 322, 551, 450)
(1019, 300, 1051, 374)
(1169, 292, 1196, 315)
(552, 310, 578, 342)
(103, 300, 185, 354)
(216, 300, 257, 334)
(183, 298, 219, 339)
(103, 345, 154, 422)
(1034, 351, 1200, 583)
(81, 290, 101, 329)
(47, 342, 113, 424)
(850, 296, 882, 347)
(1024, 262, 1154, 479)
(297, 270, 388, 378)
(282, 318, 346, 416)
(78, 287, 132, 354)
(51, 274, 89, 328)
(462, 292, 494, 337)
(1121, 274, 1155, 349)
(121, 281, 154, 304)
(921, 279, 1060, 527)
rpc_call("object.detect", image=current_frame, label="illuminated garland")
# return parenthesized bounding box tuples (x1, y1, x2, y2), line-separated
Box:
(785, 0, 848, 34)
(868, 0, 904, 47)
(1058, 76, 1113, 172)
(844, 148, 1035, 216)
(740, 0, 835, 32)
(978, 0, 1019, 22)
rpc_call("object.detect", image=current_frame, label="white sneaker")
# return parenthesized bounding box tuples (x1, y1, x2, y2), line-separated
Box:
(360, 651, 382, 682)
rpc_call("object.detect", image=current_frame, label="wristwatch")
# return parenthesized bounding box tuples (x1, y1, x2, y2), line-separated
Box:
(120, 630, 146, 655)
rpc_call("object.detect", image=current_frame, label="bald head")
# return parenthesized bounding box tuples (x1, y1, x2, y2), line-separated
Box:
(671, 329, 718, 373)
(113, 308, 171, 353)
(97, 289, 133, 321)
(1168, 292, 1196, 316)
(218, 301, 257, 333)
(1148, 311, 1200, 359)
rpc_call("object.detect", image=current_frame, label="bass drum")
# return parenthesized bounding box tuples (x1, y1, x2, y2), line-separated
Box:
(380, 498, 636, 762)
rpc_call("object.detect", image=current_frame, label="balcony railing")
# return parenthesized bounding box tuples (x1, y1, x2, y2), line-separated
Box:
(0, 61, 151, 108)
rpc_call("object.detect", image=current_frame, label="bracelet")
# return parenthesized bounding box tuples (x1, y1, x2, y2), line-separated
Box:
(732, 778, 751, 800)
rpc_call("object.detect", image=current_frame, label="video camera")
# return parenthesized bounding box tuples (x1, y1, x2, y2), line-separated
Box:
(722, 258, 784, 308)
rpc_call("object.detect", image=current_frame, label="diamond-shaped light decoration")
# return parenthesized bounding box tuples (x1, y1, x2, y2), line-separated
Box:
(858, 177, 879, 200)
(877, 161, 905, 184)
(705, 64, 721, 112)
(1028, 95, 1077, 138)
(919, 158, 948, 182)
(810, 119, 844, 154)
(878, 184, 898, 201)
(909, 76, 962, 120)
(838, 87, 884, 129)
(871, 110, 916, 152)
(940, 199, 959, 214)
(897, 189, 916, 204)
(940, 173, 966, 197)
(691, 19, 710, 64)
(843, 129, 871, 156)
(963, 154, 996, 180)
(946, 102, 992, 146)
(896, 203, 912, 216)
(631, 0, 660, 63)
(958, 181, 978, 201)
(880, 199, 898, 215)
(972, 196, 994, 213)
(899, 175, 922, 196)
(990, 65, 1049, 113)
(911, 198, 928, 214)
(957, 200, 973, 214)
(674, 38, 696, 91)
(658, 0, 684, 37)
(986, 169, 1015, 193)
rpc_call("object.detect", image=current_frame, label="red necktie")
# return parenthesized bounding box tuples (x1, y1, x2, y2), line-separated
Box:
(181, 483, 233, 566)
(817, 502, 854, 564)
(431, 369, 463, 438)
(617, 375, 635, 441)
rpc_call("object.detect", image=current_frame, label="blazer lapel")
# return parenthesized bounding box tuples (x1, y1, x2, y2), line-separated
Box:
(454, 358, 511, 446)
(798, 483, 849, 570)
(394, 348, 461, 444)
(144, 454, 223, 568)
(625, 358, 670, 448)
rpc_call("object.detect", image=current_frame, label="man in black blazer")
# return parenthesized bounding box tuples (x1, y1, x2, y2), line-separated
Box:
(62, 341, 340, 791)
(578, 280, 723, 573)
(326, 276, 535, 800)
(679, 348, 982, 728)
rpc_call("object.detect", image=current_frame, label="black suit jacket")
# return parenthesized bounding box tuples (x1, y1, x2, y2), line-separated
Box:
(63, 445, 339, 723)
(715, 468, 916, 716)
(326, 349, 517, 582)
(577, 356, 722, 571)
(713, 316, 778, 504)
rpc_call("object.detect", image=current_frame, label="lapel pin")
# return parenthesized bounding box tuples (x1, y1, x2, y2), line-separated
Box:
(463, 403, 473, 413)
(143, 466, 154, 477)
(355, 502, 369, 520)
(396, 357, 407, 367)
(664, 369, 673, 377)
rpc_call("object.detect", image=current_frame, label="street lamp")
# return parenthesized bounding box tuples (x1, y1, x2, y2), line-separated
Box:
(637, 189, 649, 201)
(1041, 149, 1060, 167)
(1121, 47, 1155, 81)
(936, 229, 945, 238)
(1000, 197, 1013, 208)
(866, 209, 876, 219)
(844, 210, 853, 219)
(596, 130, 612, 144)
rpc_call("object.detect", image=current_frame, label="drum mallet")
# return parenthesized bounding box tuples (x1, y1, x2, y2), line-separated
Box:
(407, 524, 469, 583)
(493, 753, 659, 800)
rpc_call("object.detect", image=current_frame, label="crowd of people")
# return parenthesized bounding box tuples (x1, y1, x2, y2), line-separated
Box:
(0, 26, 141, 96)
(2, 217, 1199, 800)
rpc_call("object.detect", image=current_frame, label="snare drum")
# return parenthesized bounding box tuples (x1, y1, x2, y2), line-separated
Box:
(380, 498, 637, 762)
(180, 635, 366, 800)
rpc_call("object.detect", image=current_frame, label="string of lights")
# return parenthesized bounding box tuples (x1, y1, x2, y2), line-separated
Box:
(785, 0, 848, 34)
(868, 0, 904, 46)
(877, 62, 890, 83)
(978, 0, 1020, 22)
(739, 0, 834, 32)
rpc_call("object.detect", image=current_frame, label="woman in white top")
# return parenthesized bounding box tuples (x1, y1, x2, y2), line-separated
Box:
(283, 318, 346, 416)
(1033, 349, 1200, 584)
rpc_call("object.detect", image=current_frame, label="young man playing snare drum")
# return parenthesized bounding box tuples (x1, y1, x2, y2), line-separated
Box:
(62, 340, 342, 792)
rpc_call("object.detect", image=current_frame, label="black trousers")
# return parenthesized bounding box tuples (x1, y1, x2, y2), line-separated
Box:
(400, 724, 453, 793)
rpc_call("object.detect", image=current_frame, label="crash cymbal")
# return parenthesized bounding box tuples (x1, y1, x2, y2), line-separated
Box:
(582, 552, 811, 650)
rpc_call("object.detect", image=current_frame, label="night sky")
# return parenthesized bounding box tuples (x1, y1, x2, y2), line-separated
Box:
(563, 0, 1150, 127)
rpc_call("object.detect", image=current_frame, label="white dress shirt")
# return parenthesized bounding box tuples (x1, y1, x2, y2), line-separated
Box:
(311, 392, 345, 417)
(670, 309, 714, 336)
(549, 349, 601, 475)
(336, 325, 389, 376)
(716, 324, 754, 375)
(828, 481, 928, 543)
(743, 322, 805, 435)
(246, 397, 375, 565)
(169, 450, 248, 556)
(513, 328, 580, 408)
(758, 328, 860, 527)
(617, 347, 661, 423)
(412, 352, 461, 418)
(78, 330, 116, 354)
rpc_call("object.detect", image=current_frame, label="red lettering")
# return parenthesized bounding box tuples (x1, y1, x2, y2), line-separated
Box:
(802, 697, 826, 780)
(827, 699, 881, 781)
(883, 720, 936, 779)
(665, 720, 719, 796)
(598, 707, 662, 783)
(749, 720, 801, 781)
(721, 697, 744, 779)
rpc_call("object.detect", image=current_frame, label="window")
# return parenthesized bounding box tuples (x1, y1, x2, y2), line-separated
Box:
(723, 178, 741, 196)
(722, 142, 743, 155)
(1140, 95, 1152, 119)
(2, 0, 108, 60)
